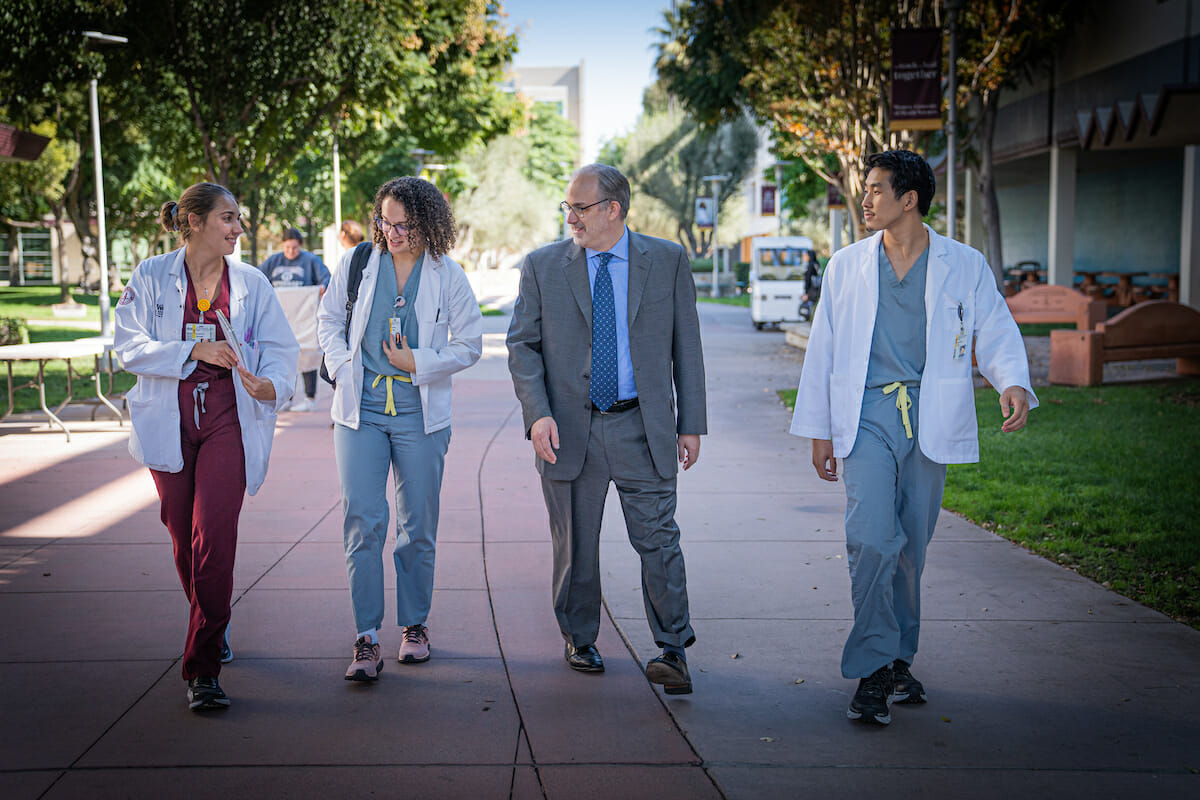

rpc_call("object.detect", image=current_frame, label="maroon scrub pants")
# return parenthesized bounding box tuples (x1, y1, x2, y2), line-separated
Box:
(150, 372, 246, 681)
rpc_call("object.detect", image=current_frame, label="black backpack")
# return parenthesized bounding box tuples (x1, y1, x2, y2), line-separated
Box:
(319, 241, 373, 387)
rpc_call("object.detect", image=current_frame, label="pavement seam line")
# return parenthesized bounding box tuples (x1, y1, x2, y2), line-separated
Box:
(474, 399, 549, 799)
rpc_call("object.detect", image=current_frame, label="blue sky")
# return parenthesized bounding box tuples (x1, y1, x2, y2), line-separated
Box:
(501, 0, 673, 162)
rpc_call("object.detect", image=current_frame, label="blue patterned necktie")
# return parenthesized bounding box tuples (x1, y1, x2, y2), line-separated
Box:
(590, 252, 618, 411)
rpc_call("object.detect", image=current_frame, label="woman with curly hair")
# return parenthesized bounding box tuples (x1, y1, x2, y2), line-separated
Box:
(318, 176, 483, 681)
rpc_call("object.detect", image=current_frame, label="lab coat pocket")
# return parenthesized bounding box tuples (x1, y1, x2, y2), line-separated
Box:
(433, 320, 449, 350)
(936, 377, 976, 442)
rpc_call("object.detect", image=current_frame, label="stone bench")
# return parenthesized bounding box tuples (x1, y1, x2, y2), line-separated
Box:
(1048, 301, 1200, 386)
(1006, 284, 1106, 330)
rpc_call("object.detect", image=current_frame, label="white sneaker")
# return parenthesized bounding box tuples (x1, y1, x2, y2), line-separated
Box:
(290, 397, 315, 412)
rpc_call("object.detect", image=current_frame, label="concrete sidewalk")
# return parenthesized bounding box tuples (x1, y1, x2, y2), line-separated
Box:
(1, 296, 1198, 799)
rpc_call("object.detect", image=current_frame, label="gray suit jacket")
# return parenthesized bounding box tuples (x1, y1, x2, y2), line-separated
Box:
(507, 231, 707, 481)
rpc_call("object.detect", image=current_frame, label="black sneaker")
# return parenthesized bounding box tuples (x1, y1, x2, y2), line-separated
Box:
(187, 676, 230, 711)
(219, 625, 233, 664)
(892, 660, 927, 705)
(847, 665, 893, 725)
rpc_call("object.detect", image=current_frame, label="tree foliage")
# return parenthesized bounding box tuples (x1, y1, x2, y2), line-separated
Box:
(1, 0, 522, 270)
(955, 0, 1083, 276)
(604, 85, 758, 257)
(455, 101, 579, 261)
(658, 0, 937, 241)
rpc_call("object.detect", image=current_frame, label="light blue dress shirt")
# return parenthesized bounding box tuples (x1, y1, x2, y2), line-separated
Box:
(587, 227, 637, 401)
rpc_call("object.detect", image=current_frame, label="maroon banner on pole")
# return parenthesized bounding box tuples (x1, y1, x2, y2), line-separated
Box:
(761, 185, 776, 216)
(826, 182, 845, 210)
(890, 27, 943, 131)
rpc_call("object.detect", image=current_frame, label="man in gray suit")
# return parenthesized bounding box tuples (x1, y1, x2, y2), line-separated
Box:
(507, 163, 707, 695)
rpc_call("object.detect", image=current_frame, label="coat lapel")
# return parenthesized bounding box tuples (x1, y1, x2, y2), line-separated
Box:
(564, 243, 592, 327)
(626, 232, 651, 325)
(225, 256, 249, 325)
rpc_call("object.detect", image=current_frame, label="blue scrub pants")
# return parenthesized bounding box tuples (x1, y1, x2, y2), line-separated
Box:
(334, 408, 450, 636)
(841, 385, 946, 679)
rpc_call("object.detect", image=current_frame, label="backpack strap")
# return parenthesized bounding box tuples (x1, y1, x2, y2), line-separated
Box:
(342, 242, 372, 344)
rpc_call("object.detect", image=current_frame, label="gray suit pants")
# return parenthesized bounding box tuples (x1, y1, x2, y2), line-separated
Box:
(541, 406, 695, 649)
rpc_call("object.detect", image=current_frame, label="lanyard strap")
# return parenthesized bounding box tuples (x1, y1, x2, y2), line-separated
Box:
(882, 382, 913, 440)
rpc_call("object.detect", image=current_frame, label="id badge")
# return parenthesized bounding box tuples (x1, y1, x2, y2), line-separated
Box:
(186, 323, 217, 342)
(389, 317, 404, 346)
(953, 329, 968, 359)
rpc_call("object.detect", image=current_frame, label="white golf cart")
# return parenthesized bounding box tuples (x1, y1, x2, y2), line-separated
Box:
(749, 236, 817, 329)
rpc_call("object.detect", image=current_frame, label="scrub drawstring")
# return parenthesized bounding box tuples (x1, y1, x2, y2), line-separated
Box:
(192, 381, 209, 430)
(882, 382, 913, 440)
(372, 373, 412, 416)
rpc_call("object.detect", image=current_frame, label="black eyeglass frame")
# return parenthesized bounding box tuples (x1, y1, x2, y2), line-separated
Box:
(559, 198, 614, 217)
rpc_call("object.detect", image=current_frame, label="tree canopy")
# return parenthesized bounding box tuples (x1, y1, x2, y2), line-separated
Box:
(0, 0, 523, 269)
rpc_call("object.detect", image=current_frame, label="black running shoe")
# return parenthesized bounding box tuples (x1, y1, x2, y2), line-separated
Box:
(187, 676, 230, 711)
(847, 665, 893, 725)
(892, 660, 927, 705)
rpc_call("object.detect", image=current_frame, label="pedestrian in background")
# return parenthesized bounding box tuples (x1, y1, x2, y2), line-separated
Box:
(114, 182, 298, 711)
(258, 227, 329, 412)
(507, 163, 707, 695)
(318, 177, 483, 682)
(339, 219, 365, 250)
(791, 150, 1036, 726)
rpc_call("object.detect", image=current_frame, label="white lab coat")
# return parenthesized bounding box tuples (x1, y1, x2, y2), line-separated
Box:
(114, 247, 299, 495)
(790, 225, 1038, 464)
(317, 246, 483, 433)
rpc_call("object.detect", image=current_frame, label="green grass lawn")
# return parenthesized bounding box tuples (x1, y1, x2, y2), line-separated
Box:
(0, 286, 117, 324)
(779, 379, 1200, 628)
(697, 294, 750, 307)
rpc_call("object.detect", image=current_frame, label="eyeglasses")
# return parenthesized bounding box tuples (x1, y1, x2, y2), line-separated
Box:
(560, 199, 613, 217)
(375, 217, 409, 235)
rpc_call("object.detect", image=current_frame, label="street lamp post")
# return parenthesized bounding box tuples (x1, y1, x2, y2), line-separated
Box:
(410, 148, 434, 177)
(82, 30, 127, 337)
(772, 161, 793, 236)
(945, 0, 964, 240)
(701, 174, 730, 297)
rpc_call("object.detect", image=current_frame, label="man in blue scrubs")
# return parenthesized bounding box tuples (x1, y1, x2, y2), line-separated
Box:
(791, 150, 1037, 726)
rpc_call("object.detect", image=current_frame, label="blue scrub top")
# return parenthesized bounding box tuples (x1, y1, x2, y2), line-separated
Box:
(865, 245, 929, 390)
(361, 252, 423, 415)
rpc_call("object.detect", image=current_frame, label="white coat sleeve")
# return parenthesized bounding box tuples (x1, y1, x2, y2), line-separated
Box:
(248, 276, 300, 413)
(409, 265, 483, 385)
(789, 266, 836, 441)
(317, 248, 354, 382)
(114, 262, 197, 379)
(971, 260, 1039, 410)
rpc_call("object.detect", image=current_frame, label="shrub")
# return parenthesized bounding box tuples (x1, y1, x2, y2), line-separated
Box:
(0, 318, 29, 346)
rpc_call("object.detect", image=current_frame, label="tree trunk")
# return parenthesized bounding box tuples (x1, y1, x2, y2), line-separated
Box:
(246, 188, 262, 264)
(5, 223, 20, 286)
(64, 180, 98, 292)
(52, 206, 71, 303)
(976, 89, 1005, 290)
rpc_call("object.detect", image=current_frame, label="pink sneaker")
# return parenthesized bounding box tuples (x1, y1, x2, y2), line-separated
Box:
(345, 636, 382, 681)
(398, 625, 430, 663)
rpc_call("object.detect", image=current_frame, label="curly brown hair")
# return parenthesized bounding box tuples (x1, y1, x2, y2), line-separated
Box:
(371, 177, 456, 258)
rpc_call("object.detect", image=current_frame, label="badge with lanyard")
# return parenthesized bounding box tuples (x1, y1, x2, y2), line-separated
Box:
(186, 321, 217, 343)
(389, 294, 407, 346)
(953, 301, 968, 359)
(186, 282, 217, 342)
